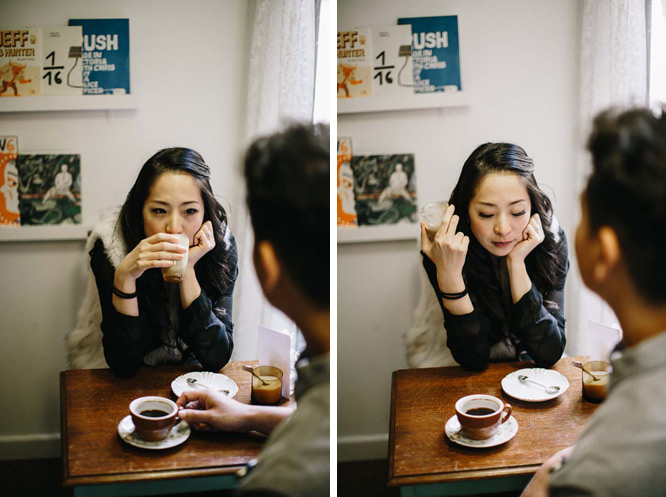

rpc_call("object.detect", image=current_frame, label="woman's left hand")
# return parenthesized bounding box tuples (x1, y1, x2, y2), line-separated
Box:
(508, 214, 545, 263)
(188, 220, 216, 268)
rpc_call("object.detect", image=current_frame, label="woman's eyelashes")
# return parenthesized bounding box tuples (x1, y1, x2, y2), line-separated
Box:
(150, 208, 199, 216)
(477, 210, 527, 219)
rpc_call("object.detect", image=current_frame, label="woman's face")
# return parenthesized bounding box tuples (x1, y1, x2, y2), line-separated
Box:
(468, 172, 532, 257)
(142, 172, 205, 245)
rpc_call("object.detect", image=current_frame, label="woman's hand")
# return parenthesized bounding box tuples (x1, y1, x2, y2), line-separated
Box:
(421, 204, 469, 291)
(188, 220, 216, 268)
(115, 233, 187, 284)
(508, 213, 545, 263)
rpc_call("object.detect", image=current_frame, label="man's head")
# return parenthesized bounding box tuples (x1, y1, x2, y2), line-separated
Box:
(576, 107, 666, 305)
(244, 123, 330, 311)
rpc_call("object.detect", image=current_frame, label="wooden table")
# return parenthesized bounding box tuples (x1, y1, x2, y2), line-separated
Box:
(60, 361, 292, 497)
(388, 356, 598, 496)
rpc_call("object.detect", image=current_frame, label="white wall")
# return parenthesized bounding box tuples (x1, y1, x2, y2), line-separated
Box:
(338, 0, 582, 461)
(0, 0, 250, 459)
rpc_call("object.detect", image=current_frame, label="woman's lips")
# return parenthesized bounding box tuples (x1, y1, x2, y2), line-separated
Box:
(492, 241, 513, 248)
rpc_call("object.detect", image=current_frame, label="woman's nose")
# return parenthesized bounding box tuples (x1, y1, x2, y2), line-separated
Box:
(165, 213, 183, 234)
(494, 216, 510, 236)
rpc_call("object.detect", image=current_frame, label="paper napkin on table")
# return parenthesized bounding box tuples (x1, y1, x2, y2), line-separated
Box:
(258, 325, 292, 398)
(588, 320, 623, 362)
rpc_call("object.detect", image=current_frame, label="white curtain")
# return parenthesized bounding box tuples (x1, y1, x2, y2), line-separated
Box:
(568, 0, 647, 355)
(231, 0, 316, 361)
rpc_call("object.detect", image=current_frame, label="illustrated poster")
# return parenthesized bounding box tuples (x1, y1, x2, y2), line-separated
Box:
(351, 154, 417, 226)
(337, 137, 357, 227)
(397, 16, 461, 93)
(39, 26, 83, 95)
(0, 27, 41, 97)
(17, 154, 81, 226)
(0, 136, 19, 226)
(370, 25, 414, 97)
(337, 29, 372, 98)
(68, 18, 130, 95)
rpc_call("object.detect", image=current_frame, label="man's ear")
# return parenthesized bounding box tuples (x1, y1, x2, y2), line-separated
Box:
(254, 241, 282, 295)
(593, 227, 621, 282)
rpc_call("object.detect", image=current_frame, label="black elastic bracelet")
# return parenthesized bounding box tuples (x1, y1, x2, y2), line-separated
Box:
(112, 285, 137, 299)
(439, 288, 468, 300)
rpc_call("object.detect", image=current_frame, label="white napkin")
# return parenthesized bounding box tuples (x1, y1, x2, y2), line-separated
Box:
(257, 325, 292, 398)
(588, 320, 623, 362)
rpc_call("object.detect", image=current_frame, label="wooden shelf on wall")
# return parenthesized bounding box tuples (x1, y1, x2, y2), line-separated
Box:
(337, 91, 470, 114)
(337, 224, 419, 244)
(0, 95, 137, 113)
(0, 225, 90, 242)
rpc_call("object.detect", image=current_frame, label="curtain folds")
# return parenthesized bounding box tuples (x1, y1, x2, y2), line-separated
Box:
(568, 0, 647, 356)
(231, 0, 316, 362)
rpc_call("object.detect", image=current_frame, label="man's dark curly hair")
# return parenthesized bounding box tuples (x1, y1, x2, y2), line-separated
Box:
(244, 123, 330, 308)
(586, 107, 666, 304)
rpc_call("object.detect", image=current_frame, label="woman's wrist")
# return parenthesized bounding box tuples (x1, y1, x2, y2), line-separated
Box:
(437, 271, 466, 294)
(113, 270, 136, 293)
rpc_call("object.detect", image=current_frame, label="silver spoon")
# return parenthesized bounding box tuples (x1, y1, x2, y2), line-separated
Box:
(242, 364, 268, 385)
(517, 375, 561, 394)
(186, 377, 230, 395)
(571, 360, 600, 381)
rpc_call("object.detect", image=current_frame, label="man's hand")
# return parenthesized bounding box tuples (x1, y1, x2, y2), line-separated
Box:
(176, 390, 253, 432)
(520, 446, 575, 497)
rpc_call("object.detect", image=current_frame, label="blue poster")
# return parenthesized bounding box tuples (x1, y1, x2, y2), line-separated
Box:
(397, 16, 461, 93)
(68, 18, 130, 95)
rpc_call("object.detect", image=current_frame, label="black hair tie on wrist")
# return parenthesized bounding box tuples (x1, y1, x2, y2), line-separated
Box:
(439, 288, 468, 300)
(112, 285, 137, 299)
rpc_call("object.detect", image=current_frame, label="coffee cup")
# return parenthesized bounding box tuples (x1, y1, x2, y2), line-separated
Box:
(582, 360, 611, 403)
(251, 366, 283, 405)
(129, 396, 179, 441)
(454, 394, 512, 440)
(419, 201, 448, 240)
(161, 234, 189, 282)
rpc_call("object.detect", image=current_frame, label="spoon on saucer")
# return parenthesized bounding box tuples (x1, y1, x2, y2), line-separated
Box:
(242, 364, 268, 385)
(571, 360, 600, 381)
(517, 375, 560, 394)
(186, 378, 230, 395)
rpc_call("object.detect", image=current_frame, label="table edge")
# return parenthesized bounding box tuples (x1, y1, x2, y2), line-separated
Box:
(387, 370, 399, 481)
(62, 465, 246, 488)
(60, 371, 70, 483)
(387, 463, 540, 487)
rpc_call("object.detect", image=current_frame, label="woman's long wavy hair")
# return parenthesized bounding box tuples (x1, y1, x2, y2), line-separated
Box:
(117, 148, 236, 335)
(449, 143, 565, 327)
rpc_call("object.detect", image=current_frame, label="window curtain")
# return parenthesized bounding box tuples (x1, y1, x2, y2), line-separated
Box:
(568, 0, 647, 356)
(231, 0, 316, 361)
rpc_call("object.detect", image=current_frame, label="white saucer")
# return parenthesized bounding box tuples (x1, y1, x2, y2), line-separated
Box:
(501, 368, 570, 402)
(445, 414, 518, 448)
(117, 415, 190, 450)
(171, 371, 239, 398)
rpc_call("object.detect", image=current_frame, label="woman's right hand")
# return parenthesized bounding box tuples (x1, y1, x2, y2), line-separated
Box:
(115, 233, 187, 284)
(421, 204, 469, 289)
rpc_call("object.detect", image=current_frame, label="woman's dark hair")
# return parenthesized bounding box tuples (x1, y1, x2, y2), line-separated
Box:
(118, 148, 236, 331)
(587, 107, 666, 304)
(449, 143, 566, 323)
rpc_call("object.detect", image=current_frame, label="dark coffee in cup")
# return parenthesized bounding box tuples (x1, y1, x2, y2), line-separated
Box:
(140, 409, 170, 418)
(466, 407, 496, 416)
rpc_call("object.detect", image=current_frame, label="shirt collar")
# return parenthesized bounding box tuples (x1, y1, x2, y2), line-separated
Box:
(611, 330, 666, 388)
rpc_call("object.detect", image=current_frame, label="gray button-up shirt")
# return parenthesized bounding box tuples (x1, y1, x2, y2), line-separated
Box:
(239, 353, 330, 497)
(549, 330, 666, 496)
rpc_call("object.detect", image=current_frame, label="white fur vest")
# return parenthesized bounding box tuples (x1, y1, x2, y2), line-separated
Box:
(66, 207, 126, 369)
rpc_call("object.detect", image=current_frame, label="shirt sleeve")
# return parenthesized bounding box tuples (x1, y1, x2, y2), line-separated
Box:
(421, 253, 491, 371)
(90, 239, 150, 378)
(180, 234, 238, 372)
(511, 229, 569, 367)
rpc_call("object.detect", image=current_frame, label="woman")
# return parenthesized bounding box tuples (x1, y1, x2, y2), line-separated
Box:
(68, 148, 237, 377)
(421, 143, 568, 371)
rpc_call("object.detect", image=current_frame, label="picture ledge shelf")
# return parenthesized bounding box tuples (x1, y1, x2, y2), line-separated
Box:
(0, 225, 90, 242)
(337, 91, 470, 114)
(338, 224, 418, 244)
(0, 94, 137, 112)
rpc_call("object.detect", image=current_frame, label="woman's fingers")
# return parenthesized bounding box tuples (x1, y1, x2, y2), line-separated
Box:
(420, 223, 432, 251)
(438, 204, 455, 235)
(446, 215, 460, 237)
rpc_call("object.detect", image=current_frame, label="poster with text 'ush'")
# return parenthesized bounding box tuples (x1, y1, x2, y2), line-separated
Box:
(68, 18, 130, 95)
(397, 15, 461, 94)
